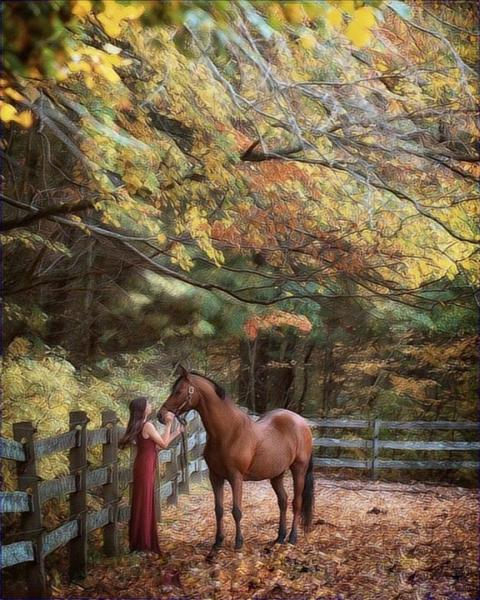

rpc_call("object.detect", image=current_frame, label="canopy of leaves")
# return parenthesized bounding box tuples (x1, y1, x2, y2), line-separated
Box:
(2, 0, 477, 416)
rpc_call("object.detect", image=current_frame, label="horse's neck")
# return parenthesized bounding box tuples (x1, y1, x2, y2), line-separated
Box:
(196, 394, 249, 440)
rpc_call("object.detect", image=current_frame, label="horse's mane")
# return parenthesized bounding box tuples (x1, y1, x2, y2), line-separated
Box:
(172, 371, 227, 400)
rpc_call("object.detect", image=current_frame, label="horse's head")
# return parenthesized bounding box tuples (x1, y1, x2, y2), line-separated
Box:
(157, 365, 201, 424)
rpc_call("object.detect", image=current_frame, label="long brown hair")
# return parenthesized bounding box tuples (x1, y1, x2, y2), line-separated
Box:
(119, 396, 148, 449)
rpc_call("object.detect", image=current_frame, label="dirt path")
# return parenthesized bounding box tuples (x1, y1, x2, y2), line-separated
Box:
(61, 477, 478, 600)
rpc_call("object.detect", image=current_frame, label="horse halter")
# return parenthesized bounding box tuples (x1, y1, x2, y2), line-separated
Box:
(173, 385, 195, 426)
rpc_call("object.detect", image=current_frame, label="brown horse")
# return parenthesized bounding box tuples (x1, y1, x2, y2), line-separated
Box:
(158, 366, 314, 553)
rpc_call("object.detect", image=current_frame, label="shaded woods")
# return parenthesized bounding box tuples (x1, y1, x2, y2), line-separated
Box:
(1, 0, 478, 599)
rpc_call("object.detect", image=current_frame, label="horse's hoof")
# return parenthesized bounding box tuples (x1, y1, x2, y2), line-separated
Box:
(274, 537, 287, 545)
(234, 539, 244, 551)
(288, 533, 297, 545)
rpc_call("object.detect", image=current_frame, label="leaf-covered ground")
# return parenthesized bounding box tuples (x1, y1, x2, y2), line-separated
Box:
(60, 477, 477, 600)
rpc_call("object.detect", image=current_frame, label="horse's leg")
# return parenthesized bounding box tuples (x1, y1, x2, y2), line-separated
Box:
(229, 473, 244, 550)
(288, 462, 306, 544)
(209, 471, 225, 552)
(270, 473, 287, 544)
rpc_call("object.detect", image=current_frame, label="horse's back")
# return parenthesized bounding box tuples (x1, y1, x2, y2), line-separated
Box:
(257, 408, 311, 437)
(246, 408, 313, 478)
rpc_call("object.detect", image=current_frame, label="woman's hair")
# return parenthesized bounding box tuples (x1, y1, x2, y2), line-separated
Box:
(119, 396, 148, 449)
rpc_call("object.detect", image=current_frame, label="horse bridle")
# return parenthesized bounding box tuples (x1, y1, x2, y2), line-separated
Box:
(172, 385, 195, 426)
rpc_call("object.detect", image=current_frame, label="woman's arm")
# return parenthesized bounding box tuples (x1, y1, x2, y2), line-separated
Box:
(143, 421, 173, 449)
(143, 421, 185, 448)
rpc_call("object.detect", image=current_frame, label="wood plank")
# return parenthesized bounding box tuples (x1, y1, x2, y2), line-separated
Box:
(42, 520, 79, 557)
(381, 420, 478, 431)
(378, 440, 480, 451)
(313, 457, 370, 468)
(102, 410, 120, 556)
(1, 541, 35, 569)
(86, 467, 109, 489)
(0, 437, 26, 461)
(38, 476, 76, 504)
(160, 481, 173, 500)
(0, 491, 30, 513)
(118, 505, 130, 523)
(13, 421, 48, 597)
(372, 418, 381, 481)
(313, 437, 371, 449)
(377, 459, 480, 470)
(86, 508, 110, 532)
(309, 419, 370, 429)
(158, 449, 173, 463)
(35, 430, 77, 458)
(188, 458, 205, 475)
(68, 410, 88, 580)
(86, 428, 107, 447)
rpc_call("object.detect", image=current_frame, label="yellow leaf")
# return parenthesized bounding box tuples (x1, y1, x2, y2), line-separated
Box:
(0, 102, 17, 122)
(376, 61, 389, 72)
(326, 6, 343, 28)
(337, 0, 356, 15)
(97, 13, 122, 37)
(68, 61, 92, 73)
(304, 4, 325, 19)
(282, 3, 306, 24)
(299, 31, 316, 50)
(13, 111, 33, 128)
(345, 22, 372, 47)
(72, 0, 92, 18)
(4, 88, 25, 102)
(85, 75, 95, 89)
(353, 6, 376, 29)
(93, 63, 121, 83)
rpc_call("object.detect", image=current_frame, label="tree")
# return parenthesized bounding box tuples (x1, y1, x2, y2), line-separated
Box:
(2, 0, 478, 364)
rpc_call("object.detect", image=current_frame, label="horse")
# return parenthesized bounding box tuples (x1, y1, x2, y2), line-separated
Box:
(157, 365, 314, 554)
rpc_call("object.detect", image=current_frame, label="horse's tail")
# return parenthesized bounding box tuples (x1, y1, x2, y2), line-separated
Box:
(301, 452, 314, 533)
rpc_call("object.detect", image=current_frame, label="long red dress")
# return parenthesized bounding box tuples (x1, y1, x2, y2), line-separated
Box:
(129, 431, 161, 553)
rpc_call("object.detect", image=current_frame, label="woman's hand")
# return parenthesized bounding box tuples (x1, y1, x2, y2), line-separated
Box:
(164, 411, 175, 424)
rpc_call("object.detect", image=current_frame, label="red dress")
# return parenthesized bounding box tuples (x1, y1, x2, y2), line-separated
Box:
(129, 432, 161, 553)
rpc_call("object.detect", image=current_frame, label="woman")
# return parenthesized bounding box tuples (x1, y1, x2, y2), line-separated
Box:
(119, 396, 184, 554)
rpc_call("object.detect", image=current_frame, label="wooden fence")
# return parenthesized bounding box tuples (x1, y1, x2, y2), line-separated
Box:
(309, 418, 480, 479)
(1, 412, 479, 597)
(0, 410, 207, 598)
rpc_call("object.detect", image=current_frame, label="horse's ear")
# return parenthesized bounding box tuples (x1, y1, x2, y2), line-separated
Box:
(177, 364, 189, 378)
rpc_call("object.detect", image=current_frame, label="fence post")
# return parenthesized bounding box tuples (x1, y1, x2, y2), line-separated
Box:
(191, 414, 204, 484)
(13, 421, 49, 598)
(166, 442, 179, 506)
(101, 410, 119, 556)
(68, 411, 89, 580)
(372, 419, 380, 480)
(178, 426, 190, 496)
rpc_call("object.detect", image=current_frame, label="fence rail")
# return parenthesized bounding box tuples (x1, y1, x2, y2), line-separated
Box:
(0, 410, 207, 597)
(308, 418, 479, 476)
(1, 412, 478, 597)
